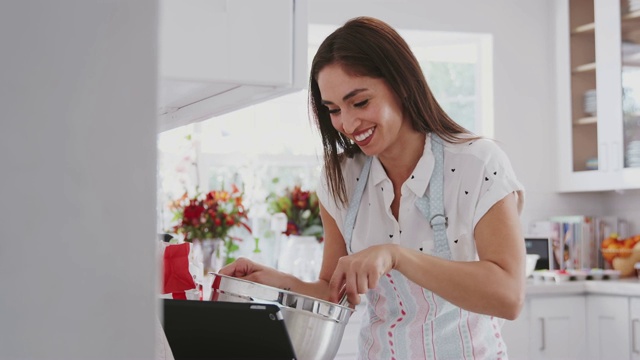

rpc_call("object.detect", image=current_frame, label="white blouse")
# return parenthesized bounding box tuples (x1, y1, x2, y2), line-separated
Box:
(317, 134, 525, 261)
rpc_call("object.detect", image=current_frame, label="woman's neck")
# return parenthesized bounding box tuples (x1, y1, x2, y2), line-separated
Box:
(378, 130, 426, 186)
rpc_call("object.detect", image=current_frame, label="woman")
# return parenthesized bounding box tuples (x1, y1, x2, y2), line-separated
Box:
(221, 16, 525, 359)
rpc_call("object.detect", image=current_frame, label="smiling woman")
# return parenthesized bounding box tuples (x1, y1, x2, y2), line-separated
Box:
(214, 16, 523, 360)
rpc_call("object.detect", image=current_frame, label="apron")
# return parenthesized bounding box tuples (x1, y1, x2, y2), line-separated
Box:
(342, 133, 507, 360)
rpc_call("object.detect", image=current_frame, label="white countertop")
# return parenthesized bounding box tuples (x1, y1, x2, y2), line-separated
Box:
(527, 278, 640, 297)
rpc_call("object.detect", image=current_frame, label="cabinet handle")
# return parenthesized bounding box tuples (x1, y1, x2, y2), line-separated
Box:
(612, 141, 621, 171)
(633, 319, 640, 354)
(539, 317, 545, 351)
(599, 144, 608, 172)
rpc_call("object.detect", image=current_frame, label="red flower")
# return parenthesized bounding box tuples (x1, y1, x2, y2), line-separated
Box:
(183, 202, 204, 222)
(291, 186, 310, 209)
(168, 185, 251, 244)
(285, 222, 300, 236)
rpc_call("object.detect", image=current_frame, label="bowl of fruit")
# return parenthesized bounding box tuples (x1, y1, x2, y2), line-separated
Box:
(600, 233, 640, 277)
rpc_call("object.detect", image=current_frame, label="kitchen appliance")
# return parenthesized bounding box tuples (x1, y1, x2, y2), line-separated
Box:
(525, 236, 552, 270)
(525, 254, 540, 277)
(209, 273, 353, 360)
(162, 299, 296, 359)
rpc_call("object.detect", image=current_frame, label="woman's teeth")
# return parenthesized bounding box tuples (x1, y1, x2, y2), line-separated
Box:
(354, 128, 374, 142)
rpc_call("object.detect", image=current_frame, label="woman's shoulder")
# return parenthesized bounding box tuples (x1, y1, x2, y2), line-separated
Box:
(319, 152, 369, 192)
(338, 152, 369, 175)
(444, 136, 510, 164)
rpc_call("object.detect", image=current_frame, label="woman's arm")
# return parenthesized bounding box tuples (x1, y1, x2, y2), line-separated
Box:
(329, 192, 525, 320)
(395, 192, 525, 319)
(219, 201, 348, 303)
(288, 201, 351, 300)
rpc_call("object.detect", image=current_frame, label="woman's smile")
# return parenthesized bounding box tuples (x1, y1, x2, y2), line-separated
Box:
(354, 127, 375, 144)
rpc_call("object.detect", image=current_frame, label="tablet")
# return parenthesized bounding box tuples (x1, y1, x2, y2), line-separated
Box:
(162, 299, 296, 360)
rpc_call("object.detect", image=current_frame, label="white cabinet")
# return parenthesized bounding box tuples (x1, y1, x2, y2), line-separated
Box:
(502, 300, 530, 360)
(506, 292, 640, 360)
(631, 297, 640, 360)
(586, 295, 630, 360)
(555, 0, 640, 192)
(529, 296, 587, 359)
(158, 0, 307, 132)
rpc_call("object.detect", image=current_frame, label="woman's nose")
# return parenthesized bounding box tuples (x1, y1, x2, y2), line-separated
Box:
(341, 110, 361, 135)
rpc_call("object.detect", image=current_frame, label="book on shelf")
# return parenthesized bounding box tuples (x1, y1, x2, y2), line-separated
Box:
(528, 216, 628, 270)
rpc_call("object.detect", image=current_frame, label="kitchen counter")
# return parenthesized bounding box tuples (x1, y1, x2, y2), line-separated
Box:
(527, 278, 640, 297)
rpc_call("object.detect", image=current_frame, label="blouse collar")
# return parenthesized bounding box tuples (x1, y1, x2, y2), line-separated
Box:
(368, 134, 435, 197)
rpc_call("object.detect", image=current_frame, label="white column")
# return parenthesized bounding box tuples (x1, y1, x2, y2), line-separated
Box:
(0, 1, 158, 358)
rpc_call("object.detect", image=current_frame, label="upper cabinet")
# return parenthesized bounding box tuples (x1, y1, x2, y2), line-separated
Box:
(556, 0, 640, 192)
(158, 0, 307, 132)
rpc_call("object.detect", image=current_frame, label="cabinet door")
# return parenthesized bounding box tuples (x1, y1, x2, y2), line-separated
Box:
(631, 297, 640, 360)
(594, 0, 640, 189)
(555, 0, 640, 191)
(161, 0, 293, 85)
(530, 296, 587, 359)
(158, 0, 308, 132)
(617, 1, 640, 180)
(586, 295, 630, 360)
(502, 300, 531, 360)
(555, 0, 608, 191)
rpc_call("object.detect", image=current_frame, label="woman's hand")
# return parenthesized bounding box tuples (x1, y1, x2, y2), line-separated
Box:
(328, 244, 398, 305)
(218, 257, 289, 290)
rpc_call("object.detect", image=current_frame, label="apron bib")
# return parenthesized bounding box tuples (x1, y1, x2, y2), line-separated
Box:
(342, 133, 506, 360)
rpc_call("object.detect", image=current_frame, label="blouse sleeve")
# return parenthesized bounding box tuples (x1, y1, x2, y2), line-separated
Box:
(317, 166, 341, 227)
(472, 140, 525, 229)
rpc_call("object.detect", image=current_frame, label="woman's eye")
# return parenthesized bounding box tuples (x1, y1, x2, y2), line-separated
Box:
(327, 108, 340, 114)
(354, 99, 369, 108)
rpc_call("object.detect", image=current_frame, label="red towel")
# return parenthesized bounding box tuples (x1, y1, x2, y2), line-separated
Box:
(162, 242, 196, 298)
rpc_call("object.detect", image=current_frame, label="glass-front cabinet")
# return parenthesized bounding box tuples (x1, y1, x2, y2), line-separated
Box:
(556, 0, 640, 192)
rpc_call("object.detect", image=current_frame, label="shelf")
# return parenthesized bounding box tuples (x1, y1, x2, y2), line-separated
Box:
(623, 51, 640, 67)
(622, 10, 640, 31)
(622, 10, 640, 22)
(571, 22, 595, 34)
(574, 117, 597, 125)
(572, 62, 597, 73)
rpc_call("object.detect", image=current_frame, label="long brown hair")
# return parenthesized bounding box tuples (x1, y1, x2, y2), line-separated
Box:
(309, 16, 477, 206)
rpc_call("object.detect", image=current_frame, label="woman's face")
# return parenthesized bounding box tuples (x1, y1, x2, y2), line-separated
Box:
(317, 63, 410, 157)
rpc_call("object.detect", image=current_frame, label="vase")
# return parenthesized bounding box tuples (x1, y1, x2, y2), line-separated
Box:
(191, 238, 226, 277)
(277, 235, 323, 282)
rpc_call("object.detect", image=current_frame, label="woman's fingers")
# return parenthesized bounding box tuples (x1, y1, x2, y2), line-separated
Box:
(356, 270, 371, 295)
(218, 257, 257, 277)
(344, 266, 361, 305)
(328, 267, 346, 303)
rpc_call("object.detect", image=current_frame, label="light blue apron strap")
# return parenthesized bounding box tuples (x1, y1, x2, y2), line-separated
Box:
(427, 133, 451, 259)
(414, 134, 451, 259)
(343, 156, 373, 253)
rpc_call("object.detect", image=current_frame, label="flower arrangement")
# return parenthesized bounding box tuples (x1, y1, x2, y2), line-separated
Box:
(267, 185, 323, 241)
(168, 184, 251, 265)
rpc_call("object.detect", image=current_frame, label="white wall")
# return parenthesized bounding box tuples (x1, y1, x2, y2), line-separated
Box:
(308, 0, 636, 231)
(0, 1, 157, 359)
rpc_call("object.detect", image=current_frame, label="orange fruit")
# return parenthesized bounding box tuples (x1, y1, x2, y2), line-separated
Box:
(601, 237, 616, 249)
(603, 243, 621, 262)
(623, 238, 636, 249)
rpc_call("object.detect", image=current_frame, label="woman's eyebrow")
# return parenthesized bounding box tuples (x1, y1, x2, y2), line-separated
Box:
(321, 88, 368, 105)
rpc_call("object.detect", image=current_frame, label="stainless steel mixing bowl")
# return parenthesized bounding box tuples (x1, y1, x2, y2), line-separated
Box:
(209, 273, 353, 360)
